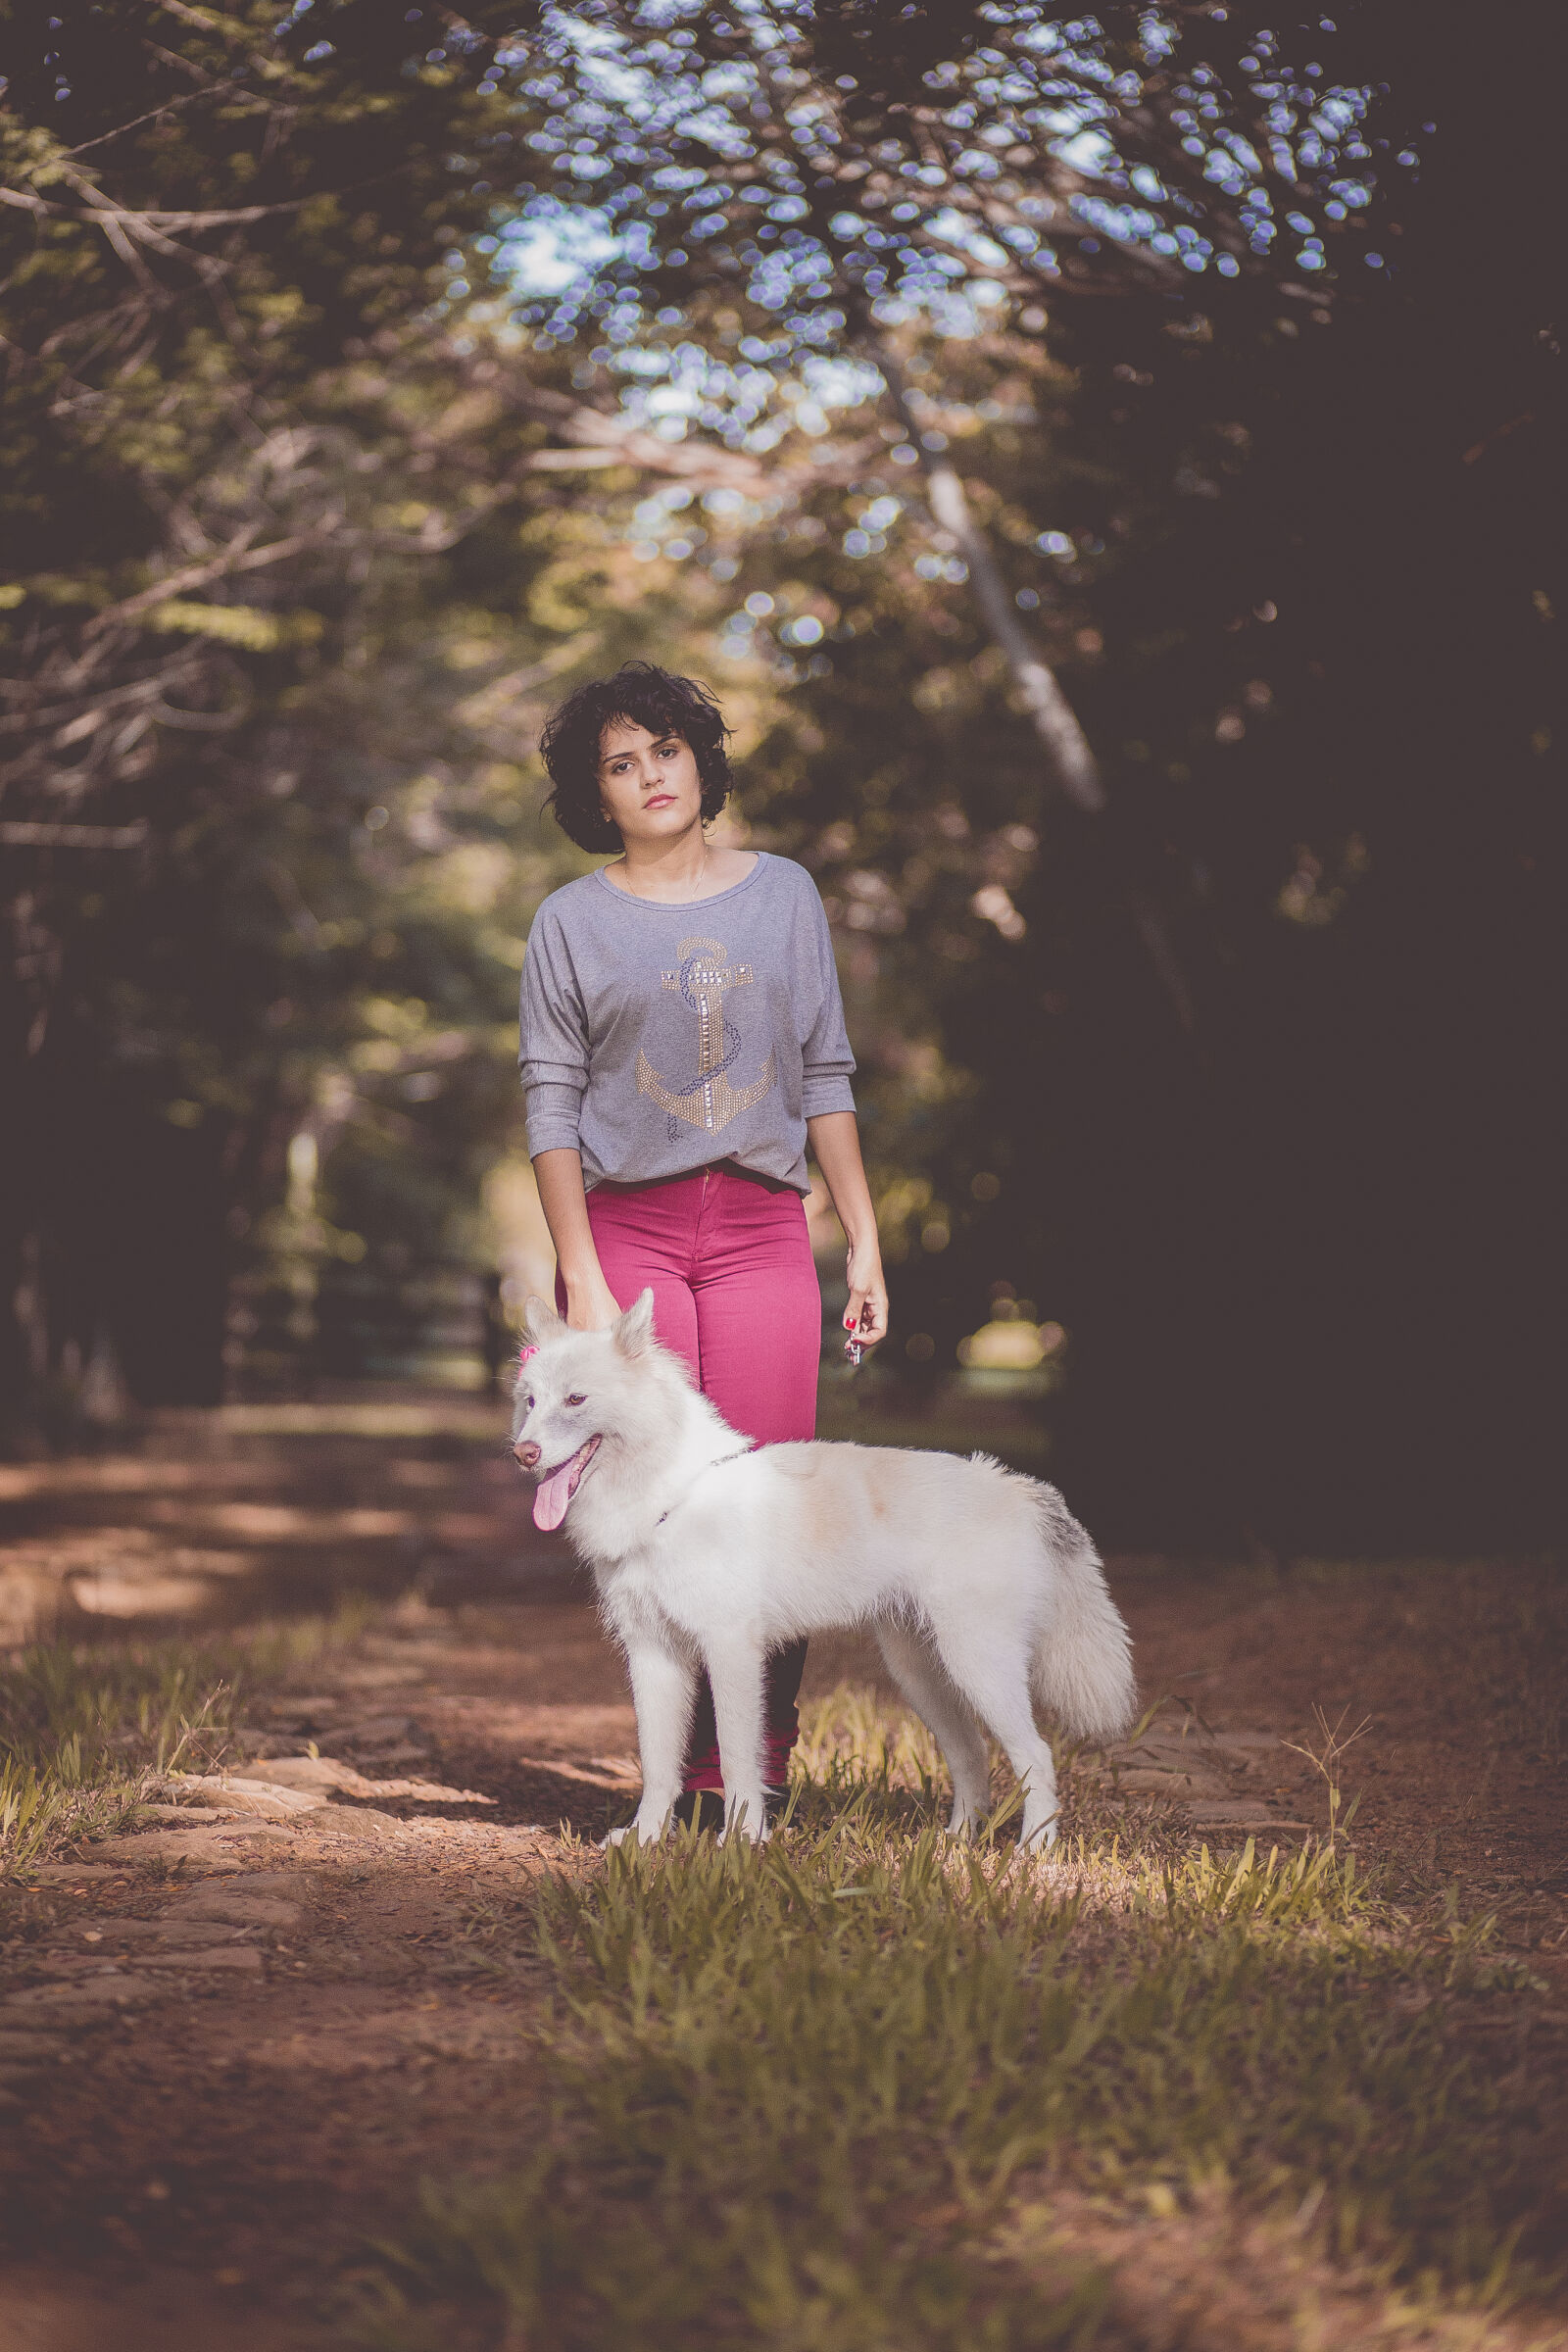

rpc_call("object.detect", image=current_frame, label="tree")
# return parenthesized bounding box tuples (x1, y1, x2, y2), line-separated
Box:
(3, 3, 1555, 1548)
(483, 0, 1403, 795)
(474, 1, 1557, 1544)
(0, 0, 544, 1423)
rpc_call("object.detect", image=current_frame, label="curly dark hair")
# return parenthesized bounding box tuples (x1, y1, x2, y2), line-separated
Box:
(538, 662, 733, 854)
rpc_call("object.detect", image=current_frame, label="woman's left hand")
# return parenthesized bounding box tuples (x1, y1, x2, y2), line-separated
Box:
(805, 1109, 889, 1355)
(843, 1240, 889, 1351)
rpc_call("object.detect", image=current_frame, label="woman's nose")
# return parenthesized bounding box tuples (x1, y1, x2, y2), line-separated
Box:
(514, 1438, 541, 1470)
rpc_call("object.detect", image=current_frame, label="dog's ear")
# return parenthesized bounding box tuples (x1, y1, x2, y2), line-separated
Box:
(612, 1288, 657, 1359)
(522, 1296, 565, 1346)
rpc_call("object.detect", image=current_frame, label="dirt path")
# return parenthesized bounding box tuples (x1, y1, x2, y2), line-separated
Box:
(0, 1410, 1563, 2347)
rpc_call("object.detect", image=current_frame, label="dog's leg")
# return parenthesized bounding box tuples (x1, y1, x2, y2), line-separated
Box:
(704, 1639, 769, 1843)
(873, 1623, 992, 1837)
(610, 1641, 697, 1847)
(923, 1613, 1061, 1850)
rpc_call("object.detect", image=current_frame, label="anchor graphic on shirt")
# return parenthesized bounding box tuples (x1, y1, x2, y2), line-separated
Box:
(636, 934, 777, 1139)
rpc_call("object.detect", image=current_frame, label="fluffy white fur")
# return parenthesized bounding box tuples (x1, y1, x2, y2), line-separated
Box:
(513, 1291, 1136, 1849)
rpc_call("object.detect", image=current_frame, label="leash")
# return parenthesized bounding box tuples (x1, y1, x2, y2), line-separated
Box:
(655, 1446, 754, 1528)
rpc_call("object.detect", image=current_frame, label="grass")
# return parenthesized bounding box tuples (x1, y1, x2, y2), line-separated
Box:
(363, 1690, 1561, 2352)
(0, 1598, 379, 1871)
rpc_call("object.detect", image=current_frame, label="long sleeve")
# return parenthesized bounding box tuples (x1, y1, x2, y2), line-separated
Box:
(516, 858, 852, 1192)
(518, 906, 590, 1156)
(799, 887, 858, 1117)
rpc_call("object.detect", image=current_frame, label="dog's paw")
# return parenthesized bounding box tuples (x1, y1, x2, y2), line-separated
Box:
(602, 1821, 660, 1849)
(602, 1809, 678, 1851)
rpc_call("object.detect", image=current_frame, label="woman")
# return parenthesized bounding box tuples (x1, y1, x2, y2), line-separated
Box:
(519, 660, 888, 1826)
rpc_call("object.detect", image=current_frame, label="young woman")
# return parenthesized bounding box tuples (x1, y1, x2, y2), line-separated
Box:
(520, 661, 888, 1825)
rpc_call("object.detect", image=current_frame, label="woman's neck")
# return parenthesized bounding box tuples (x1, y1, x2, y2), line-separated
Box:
(615, 821, 710, 901)
(605, 828, 756, 905)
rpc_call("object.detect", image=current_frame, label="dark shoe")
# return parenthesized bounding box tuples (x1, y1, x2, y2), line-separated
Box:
(671, 1788, 789, 1835)
(671, 1789, 726, 1835)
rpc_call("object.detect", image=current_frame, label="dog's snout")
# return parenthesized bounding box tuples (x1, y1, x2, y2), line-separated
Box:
(514, 1438, 541, 1471)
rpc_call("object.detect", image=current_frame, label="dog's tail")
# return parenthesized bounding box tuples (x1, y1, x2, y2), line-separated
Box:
(1028, 1489, 1137, 1744)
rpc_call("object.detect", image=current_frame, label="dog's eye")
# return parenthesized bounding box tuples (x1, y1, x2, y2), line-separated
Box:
(522, 1395, 534, 1412)
(565, 1393, 587, 1407)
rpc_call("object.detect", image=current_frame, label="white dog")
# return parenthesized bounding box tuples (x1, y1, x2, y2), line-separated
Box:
(512, 1292, 1135, 1848)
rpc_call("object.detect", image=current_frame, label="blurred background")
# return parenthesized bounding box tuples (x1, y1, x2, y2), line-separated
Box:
(1, 0, 1557, 1558)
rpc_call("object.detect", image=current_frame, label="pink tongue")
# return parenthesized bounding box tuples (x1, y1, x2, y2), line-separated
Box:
(533, 1451, 581, 1532)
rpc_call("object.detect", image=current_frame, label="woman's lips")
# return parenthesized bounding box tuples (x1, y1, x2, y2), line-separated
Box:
(643, 794, 675, 808)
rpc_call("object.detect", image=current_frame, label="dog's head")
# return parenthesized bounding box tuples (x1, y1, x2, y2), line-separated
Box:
(510, 1290, 659, 1531)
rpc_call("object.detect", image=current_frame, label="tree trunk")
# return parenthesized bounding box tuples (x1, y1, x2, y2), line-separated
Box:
(869, 339, 1197, 1033)
(869, 341, 1105, 814)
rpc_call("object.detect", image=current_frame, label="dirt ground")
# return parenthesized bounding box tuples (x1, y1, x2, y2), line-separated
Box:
(0, 1399, 1563, 2349)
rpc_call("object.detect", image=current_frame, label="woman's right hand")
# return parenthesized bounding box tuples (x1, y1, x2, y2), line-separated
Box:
(532, 1154, 623, 1334)
(564, 1273, 623, 1332)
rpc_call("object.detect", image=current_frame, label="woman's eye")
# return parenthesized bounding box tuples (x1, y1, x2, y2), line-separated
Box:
(566, 1393, 587, 1407)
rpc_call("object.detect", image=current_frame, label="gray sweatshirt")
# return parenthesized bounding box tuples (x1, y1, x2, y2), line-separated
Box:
(518, 853, 857, 1193)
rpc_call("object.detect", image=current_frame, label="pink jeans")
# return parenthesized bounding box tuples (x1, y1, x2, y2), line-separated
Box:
(554, 1161, 821, 1790)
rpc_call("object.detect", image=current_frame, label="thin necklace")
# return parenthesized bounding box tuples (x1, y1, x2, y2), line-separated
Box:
(610, 832, 711, 900)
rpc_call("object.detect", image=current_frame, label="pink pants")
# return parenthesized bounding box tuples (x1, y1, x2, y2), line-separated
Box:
(555, 1161, 821, 1790)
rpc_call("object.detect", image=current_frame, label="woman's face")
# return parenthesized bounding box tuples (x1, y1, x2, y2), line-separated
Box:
(597, 718, 703, 846)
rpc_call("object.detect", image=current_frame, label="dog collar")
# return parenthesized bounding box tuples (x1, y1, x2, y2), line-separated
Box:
(654, 1446, 754, 1529)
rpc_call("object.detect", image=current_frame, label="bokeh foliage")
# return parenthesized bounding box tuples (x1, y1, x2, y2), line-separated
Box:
(1, 2, 1556, 1544)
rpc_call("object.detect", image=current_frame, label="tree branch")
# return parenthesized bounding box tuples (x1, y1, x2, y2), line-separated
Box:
(81, 532, 315, 635)
(868, 340, 1105, 815)
(0, 820, 149, 848)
